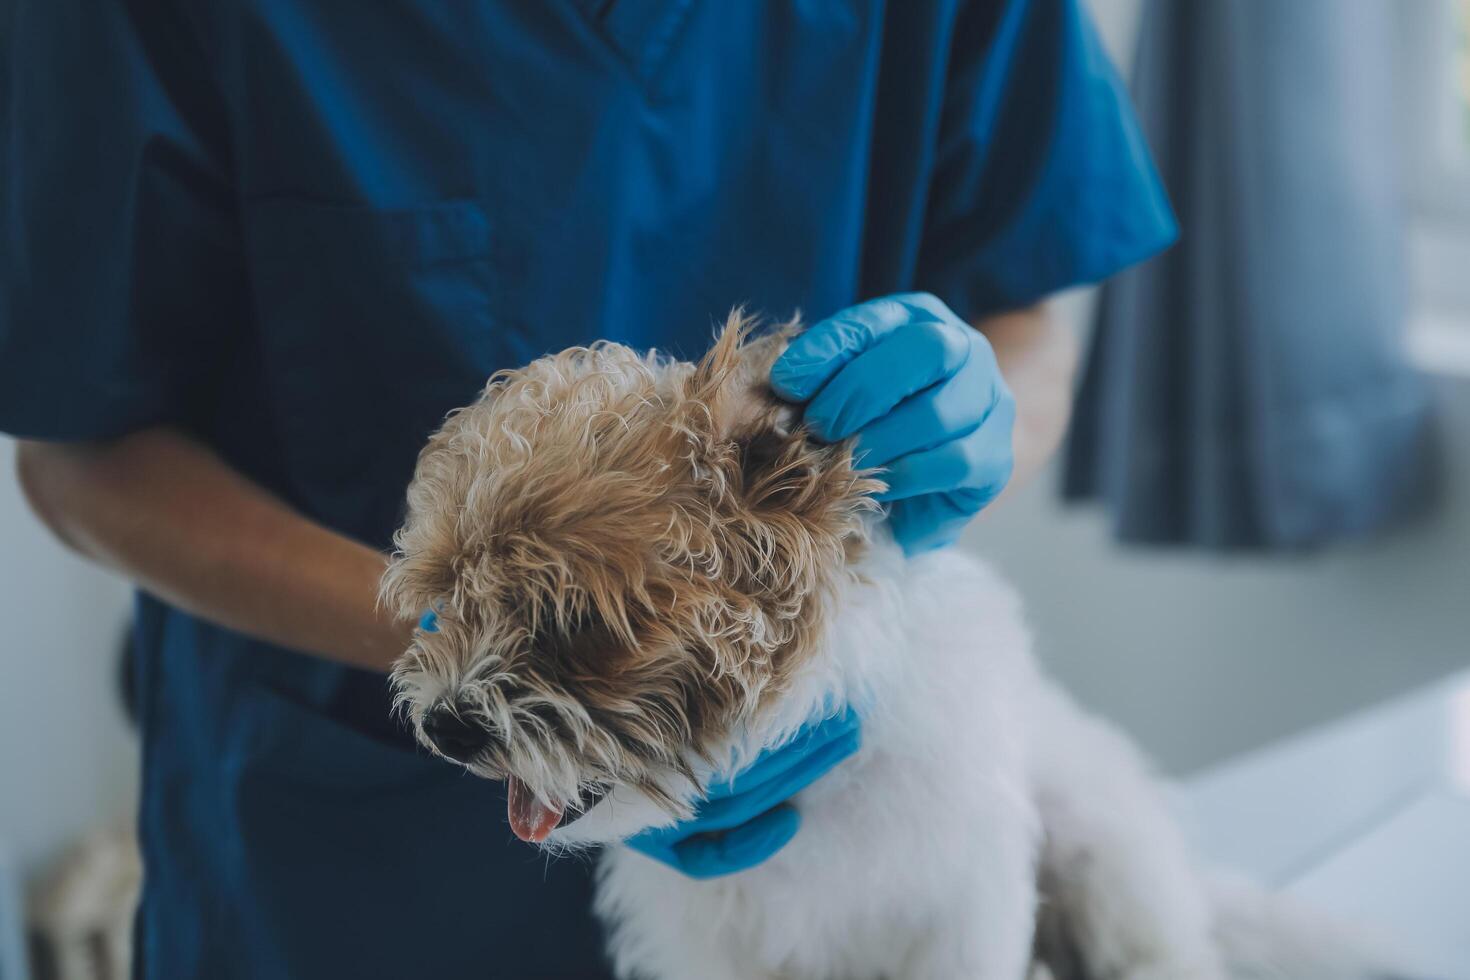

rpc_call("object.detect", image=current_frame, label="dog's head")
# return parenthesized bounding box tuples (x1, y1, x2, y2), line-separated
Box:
(383, 315, 880, 845)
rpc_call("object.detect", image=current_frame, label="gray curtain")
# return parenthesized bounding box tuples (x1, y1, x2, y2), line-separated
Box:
(1063, 0, 1438, 548)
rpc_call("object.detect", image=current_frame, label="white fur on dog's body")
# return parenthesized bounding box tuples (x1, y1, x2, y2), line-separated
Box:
(555, 534, 1247, 979)
(593, 541, 1039, 979)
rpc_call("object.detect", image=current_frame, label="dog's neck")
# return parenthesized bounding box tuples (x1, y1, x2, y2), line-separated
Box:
(721, 526, 913, 772)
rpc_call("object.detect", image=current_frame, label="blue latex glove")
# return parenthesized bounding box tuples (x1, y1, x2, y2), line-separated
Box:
(626, 709, 861, 879)
(770, 293, 1016, 554)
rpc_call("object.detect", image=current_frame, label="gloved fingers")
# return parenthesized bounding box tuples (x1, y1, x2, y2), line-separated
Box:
(704, 708, 861, 800)
(625, 715, 858, 851)
(802, 321, 971, 442)
(850, 371, 991, 469)
(623, 834, 679, 867)
(885, 291, 957, 321)
(873, 401, 1015, 503)
(667, 805, 802, 879)
(675, 725, 860, 837)
(770, 293, 950, 403)
(887, 496, 975, 555)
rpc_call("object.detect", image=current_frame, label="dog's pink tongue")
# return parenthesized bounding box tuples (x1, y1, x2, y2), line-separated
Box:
(507, 776, 563, 843)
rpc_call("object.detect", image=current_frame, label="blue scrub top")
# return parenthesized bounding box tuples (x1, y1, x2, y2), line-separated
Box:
(1, 1, 1173, 977)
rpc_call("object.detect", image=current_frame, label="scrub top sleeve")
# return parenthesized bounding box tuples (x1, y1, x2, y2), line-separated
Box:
(0, 0, 244, 441)
(915, 0, 1178, 322)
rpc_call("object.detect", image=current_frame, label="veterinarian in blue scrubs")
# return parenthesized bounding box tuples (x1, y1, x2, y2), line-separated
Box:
(1, 1, 1172, 976)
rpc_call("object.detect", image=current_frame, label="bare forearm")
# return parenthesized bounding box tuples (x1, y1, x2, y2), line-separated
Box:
(15, 428, 411, 671)
(976, 302, 1079, 493)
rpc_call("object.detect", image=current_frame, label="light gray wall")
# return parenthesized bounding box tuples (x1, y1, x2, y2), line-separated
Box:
(1087, 0, 1144, 69)
(964, 314, 1470, 775)
(0, 438, 137, 880)
(995, 0, 1470, 774)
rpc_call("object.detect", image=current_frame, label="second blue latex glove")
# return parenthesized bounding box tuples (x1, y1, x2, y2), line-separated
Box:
(626, 709, 861, 879)
(770, 293, 1016, 554)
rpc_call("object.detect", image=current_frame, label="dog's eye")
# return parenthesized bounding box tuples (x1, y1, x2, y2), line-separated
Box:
(537, 608, 629, 672)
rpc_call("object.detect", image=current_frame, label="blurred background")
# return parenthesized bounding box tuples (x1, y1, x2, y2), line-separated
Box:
(2, 0, 1469, 977)
(976, 0, 1470, 776)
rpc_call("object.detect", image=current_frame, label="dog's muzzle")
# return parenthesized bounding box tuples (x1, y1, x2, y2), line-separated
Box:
(421, 702, 610, 836)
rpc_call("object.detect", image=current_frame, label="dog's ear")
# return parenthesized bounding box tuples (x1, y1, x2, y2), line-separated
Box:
(683, 311, 803, 440)
(684, 310, 751, 401)
(685, 311, 876, 513)
(689, 404, 879, 708)
(674, 315, 881, 691)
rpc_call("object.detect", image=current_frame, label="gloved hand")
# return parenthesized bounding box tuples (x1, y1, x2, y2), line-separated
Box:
(770, 293, 1016, 554)
(626, 709, 861, 879)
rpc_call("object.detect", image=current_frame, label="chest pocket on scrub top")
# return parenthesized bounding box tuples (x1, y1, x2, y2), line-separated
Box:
(244, 198, 511, 540)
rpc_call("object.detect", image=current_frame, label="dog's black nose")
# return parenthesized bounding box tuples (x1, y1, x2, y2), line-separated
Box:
(422, 705, 487, 763)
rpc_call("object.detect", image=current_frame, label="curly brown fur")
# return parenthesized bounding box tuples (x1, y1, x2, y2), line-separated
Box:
(382, 314, 881, 815)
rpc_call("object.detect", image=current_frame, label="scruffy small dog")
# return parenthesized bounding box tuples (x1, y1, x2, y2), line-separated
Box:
(384, 317, 1393, 980)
